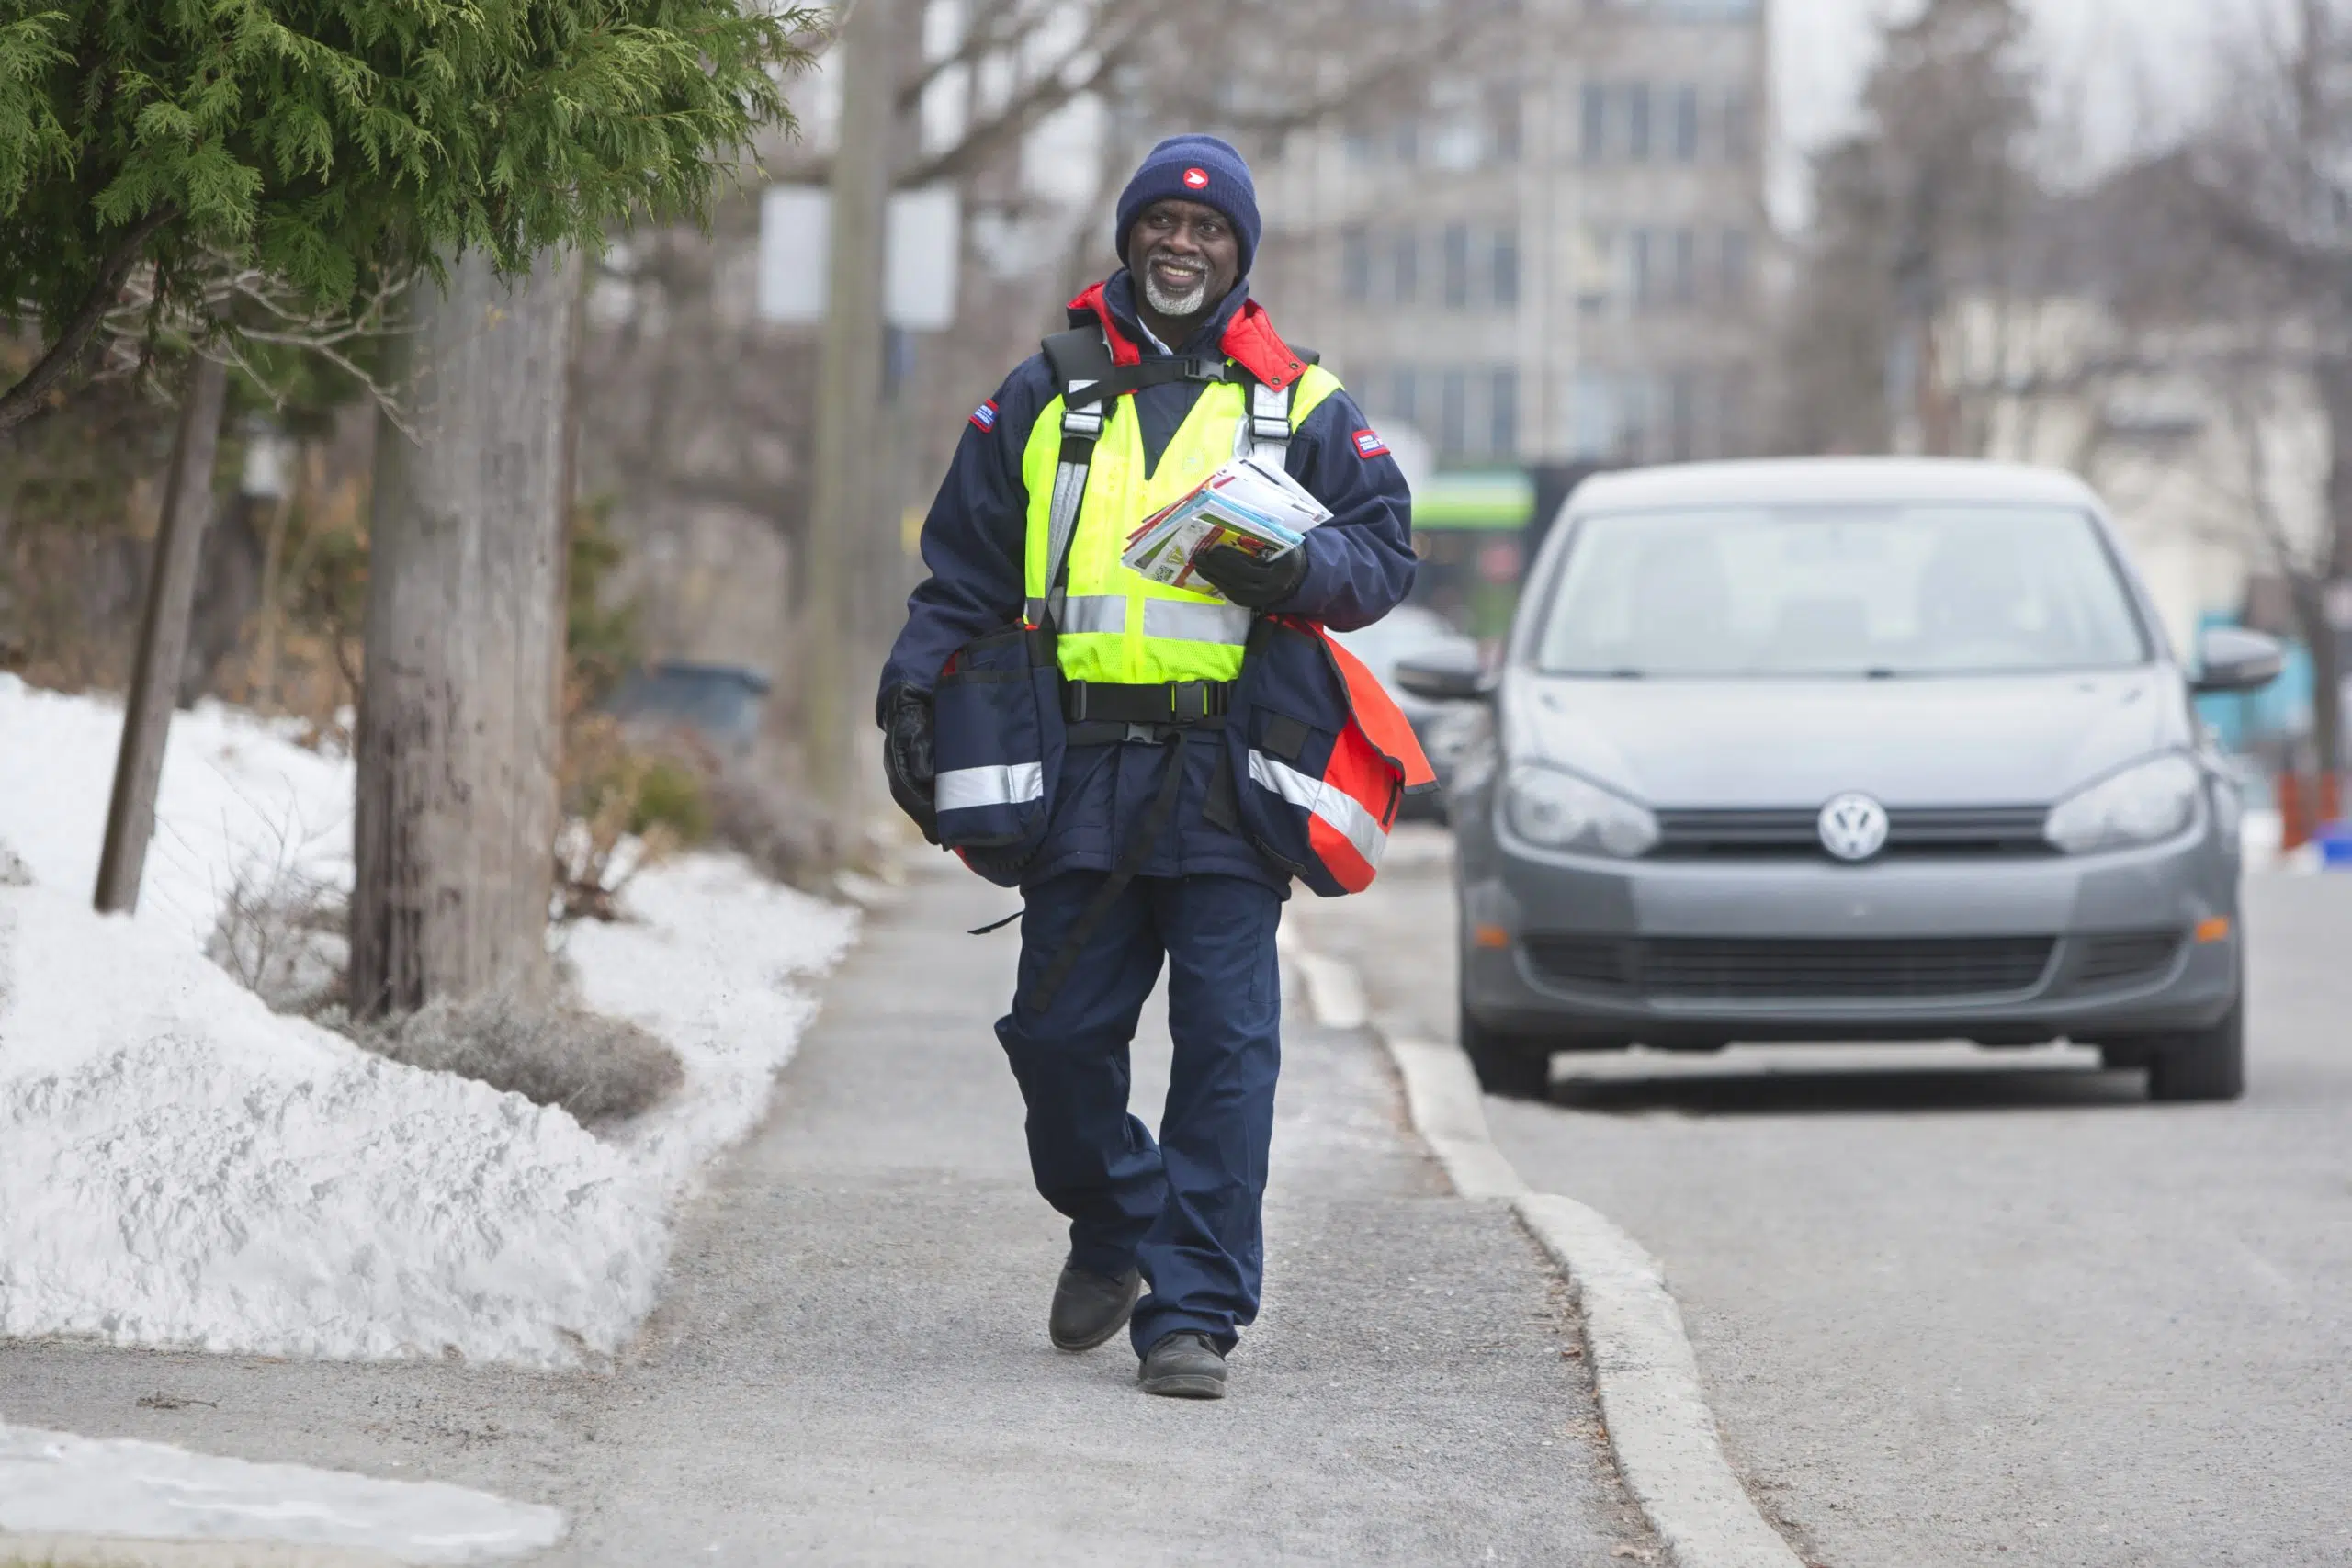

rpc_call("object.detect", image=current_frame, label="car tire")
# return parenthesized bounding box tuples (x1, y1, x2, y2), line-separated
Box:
(1460, 1004, 1553, 1100)
(2145, 998, 2245, 1103)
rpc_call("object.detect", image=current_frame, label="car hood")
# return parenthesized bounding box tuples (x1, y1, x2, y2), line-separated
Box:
(1504, 668, 2187, 807)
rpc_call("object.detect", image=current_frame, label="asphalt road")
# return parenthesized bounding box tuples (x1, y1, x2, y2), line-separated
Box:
(1293, 835, 2352, 1568)
(3, 861, 1654, 1564)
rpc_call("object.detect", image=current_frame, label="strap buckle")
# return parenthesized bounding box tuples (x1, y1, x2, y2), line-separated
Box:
(1169, 680, 1210, 724)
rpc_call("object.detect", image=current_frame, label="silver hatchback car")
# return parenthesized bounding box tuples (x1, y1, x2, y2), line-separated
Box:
(1399, 460, 2282, 1103)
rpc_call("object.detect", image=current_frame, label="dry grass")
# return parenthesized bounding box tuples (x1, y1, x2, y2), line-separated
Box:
(350, 987, 684, 1125)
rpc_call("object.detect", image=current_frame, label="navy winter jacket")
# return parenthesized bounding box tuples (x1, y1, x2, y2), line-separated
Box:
(879, 272, 1418, 889)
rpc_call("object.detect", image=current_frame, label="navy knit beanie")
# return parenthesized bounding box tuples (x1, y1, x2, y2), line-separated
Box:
(1114, 134, 1261, 278)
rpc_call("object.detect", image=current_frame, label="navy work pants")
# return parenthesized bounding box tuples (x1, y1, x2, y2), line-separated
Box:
(995, 871, 1283, 1355)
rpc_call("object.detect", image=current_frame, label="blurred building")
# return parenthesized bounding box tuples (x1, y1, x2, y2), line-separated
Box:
(1253, 0, 1770, 473)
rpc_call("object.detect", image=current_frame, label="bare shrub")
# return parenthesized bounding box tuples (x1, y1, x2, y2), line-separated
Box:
(707, 763, 832, 890)
(554, 711, 716, 920)
(207, 865, 348, 1016)
(353, 989, 684, 1124)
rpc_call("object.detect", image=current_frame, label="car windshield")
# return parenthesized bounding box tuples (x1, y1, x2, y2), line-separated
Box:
(1532, 504, 2150, 677)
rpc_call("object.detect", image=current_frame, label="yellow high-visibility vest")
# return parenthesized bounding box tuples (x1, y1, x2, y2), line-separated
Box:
(1020, 365, 1344, 686)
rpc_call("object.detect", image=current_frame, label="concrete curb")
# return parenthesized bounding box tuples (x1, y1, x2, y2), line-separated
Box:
(0, 1534, 398, 1567)
(1288, 942, 1804, 1568)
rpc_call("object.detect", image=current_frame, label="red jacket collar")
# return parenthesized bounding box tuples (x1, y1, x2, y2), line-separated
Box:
(1064, 281, 1307, 391)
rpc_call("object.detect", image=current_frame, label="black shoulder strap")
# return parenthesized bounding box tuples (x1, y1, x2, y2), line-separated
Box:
(1042, 326, 1116, 391)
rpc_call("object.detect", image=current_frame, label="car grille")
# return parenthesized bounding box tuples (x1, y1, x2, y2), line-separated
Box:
(1651, 806, 2053, 860)
(2072, 931, 2183, 988)
(1524, 935, 2057, 1002)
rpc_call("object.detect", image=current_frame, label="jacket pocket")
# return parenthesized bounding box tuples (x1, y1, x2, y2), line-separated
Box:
(931, 625, 1064, 888)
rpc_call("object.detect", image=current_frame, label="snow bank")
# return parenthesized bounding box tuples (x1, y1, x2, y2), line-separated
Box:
(0, 676, 352, 946)
(0, 1417, 561, 1562)
(0, 674, 855, 1365)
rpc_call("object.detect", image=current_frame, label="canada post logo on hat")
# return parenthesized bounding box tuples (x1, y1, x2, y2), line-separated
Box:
(1182, 167, 1210, 190)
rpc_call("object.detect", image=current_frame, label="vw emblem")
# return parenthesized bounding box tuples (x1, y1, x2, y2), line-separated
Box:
(1817, 793, 1890, 862)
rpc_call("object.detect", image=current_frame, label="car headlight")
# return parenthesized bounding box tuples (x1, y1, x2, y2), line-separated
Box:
(1503, 765, 1659, 857)
(2044, 753, 2201, 854)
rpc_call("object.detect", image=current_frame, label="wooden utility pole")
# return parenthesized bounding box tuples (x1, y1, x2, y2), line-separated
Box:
(349, 248, 579, 1017)
(95, 354, 231, 915)
(803, 0, 897, 857)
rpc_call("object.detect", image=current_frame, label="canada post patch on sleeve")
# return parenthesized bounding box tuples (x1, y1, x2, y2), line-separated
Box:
(969, 400, 1000, 433)
(1352, 427, 1391, 459)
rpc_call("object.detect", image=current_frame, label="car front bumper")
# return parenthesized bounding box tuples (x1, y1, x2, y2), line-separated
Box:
(1460, 827, 2240, 1048)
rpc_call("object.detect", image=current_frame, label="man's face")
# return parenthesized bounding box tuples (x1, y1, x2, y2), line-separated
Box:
(1126, 198, 1241, 323)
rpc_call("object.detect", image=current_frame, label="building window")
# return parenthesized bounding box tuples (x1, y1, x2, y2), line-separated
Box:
(1721, 227, 1752, 302)
(1440, 369, 1469, 456)
(1442, 223, 1472, 308)
(1582, 82, 1609, 163)
(1671, 228, 1697, 304)
(1625, 83, 1652, 161)
(1493, 230, 1521, 310)
(1721, 86, 1754, 162)
(1392, 367, 1419, 429)
(1630, 230, 1655, 309)
(1575, 227, 1612, 315)
(1718, 368, 1753, 456)
(1489, 82, 1523, 164)
(1341, 225, 1372, 304)
(1491, 367, 1520, 457)
(1391, 229, 1419, 304)
(1667, 370, 1698, 461)
(1672, 85, 1701, 163)
(1574, 370, 1620, 460)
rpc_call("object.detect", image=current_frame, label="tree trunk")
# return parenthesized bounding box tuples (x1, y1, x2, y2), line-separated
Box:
(801, 0, 897, 866)
(350, 249, 579, 1018)
(94, 354, 230, 914)
(2312, 354, 2352, 774)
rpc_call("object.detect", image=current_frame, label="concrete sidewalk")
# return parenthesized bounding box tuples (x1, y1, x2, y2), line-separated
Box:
(3, 862, 1647, 1565)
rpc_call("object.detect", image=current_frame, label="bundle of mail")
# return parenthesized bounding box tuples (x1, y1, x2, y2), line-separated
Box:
(1120, 454, 1330, 600)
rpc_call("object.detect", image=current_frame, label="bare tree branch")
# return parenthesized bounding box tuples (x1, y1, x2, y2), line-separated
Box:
(0, 204, 180, 434)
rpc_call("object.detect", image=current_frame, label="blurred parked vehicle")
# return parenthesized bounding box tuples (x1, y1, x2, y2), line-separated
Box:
(1333, 605, 1485, 818)
(606, 660, 773, 755)
(1401, 460, 2282, 1103)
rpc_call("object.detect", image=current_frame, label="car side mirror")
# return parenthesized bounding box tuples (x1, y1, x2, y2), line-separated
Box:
(2192, 626, 2284, 695)
(1395, 647, 1493, 702)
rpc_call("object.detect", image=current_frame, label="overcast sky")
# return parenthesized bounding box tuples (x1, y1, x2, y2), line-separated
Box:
(1770, 0, 2242, 221)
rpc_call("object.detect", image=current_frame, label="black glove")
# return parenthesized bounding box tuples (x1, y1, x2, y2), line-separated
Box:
(1194, 542, 1308, 610)
(878, 685, 939, 843)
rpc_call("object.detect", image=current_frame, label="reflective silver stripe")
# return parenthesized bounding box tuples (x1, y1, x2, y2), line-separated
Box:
(1143, 598, 1251, 645)
(936, 762, 1046, 812)
(1044, 458, 1089, 596)
(1057, 594, 1127, 637)
(1247, 750, 1388, 869)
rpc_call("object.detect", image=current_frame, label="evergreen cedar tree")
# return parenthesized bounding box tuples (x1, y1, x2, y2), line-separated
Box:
(0, 0, 815, 409)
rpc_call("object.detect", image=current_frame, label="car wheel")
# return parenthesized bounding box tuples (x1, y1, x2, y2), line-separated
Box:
(1460, 1003, 1553, 1100)
(2145, 998, 2245, 1103)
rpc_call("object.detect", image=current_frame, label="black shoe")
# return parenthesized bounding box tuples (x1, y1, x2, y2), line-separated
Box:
(1049, 1262, 1143, 1352)
(1137, 1330, 1227, 1399)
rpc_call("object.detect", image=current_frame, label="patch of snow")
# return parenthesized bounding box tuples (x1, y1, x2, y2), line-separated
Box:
(0, 675, 351, 945)
(0, 1418, 560, 1562)
(0, 674, 856, 1366)
(565, 856, 855, 1196)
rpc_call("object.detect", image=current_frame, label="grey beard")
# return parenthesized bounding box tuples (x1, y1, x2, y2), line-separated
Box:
(1141, 265, 1210, 320)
